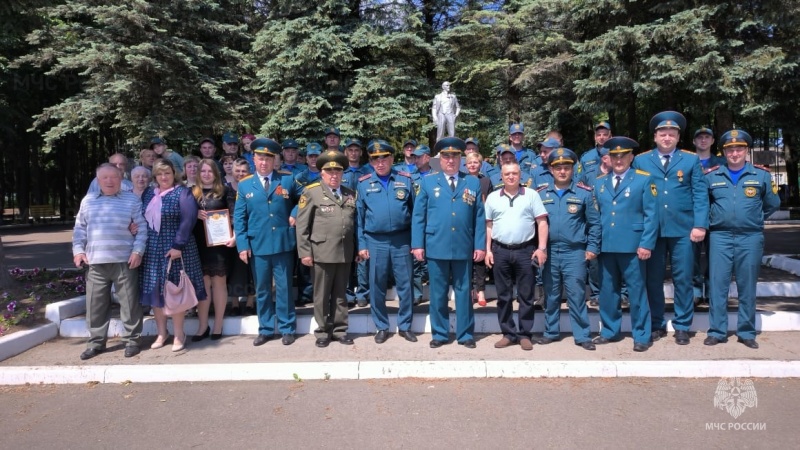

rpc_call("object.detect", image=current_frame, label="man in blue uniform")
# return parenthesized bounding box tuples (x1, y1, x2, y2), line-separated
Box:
(281, 139, 307, 175)
(506, 123, 541, 173)
(357, 140, 418, 343)
(485, 162, 548, 351)
(633, 111, 709, 345)
(323, 126, 341, 152)
(342, 138, 371, 307)
(704, 129, 780, 349)
(234, 138, 302, 346)
(489, 145, 534, 189)
(692, 127, 726, 304)
(412, 137, 486, 348)
(592, 137, 658, 352)
(579, 121, 612, 176)
(393, 139, 418, 173)
(537, 149, 600, 350)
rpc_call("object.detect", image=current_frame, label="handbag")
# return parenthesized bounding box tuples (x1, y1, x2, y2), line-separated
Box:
(163, 257, 199, 315)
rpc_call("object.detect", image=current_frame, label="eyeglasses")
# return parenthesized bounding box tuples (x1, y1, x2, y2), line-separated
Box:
(440, 153, 459, 160)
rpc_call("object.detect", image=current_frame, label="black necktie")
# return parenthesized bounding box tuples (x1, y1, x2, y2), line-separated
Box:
(263, 176, 270, 192)
(334, 190, 341, 201)
(663, 154, 670, 169)
(449, 176, 456, 192)
(614, 175, 622, 191)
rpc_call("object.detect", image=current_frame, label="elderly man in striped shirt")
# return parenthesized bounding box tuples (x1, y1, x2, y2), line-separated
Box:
(73, 163, 148, 360)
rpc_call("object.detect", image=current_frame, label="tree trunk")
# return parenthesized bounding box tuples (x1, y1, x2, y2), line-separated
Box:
(784, 133, 799, 206)
(0, 235, 13, 288)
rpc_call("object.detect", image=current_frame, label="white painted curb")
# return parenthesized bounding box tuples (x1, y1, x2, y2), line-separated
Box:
(0, 323, 58, 362)
(764, 254, 800, 277)
(2, 359, 799, 384)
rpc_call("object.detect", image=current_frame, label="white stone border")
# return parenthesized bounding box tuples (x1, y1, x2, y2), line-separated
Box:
(1, 359, 799, 384)
(763, 254, 800, 277)
(0, 296, 85, 362)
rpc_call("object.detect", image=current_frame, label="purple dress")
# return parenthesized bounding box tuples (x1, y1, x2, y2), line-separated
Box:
(140, 185, 208, 307)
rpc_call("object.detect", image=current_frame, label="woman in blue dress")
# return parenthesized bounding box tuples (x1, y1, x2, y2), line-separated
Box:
(141, 159, 207, 352)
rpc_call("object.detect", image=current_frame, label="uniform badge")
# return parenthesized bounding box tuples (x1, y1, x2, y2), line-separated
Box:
(677, 170, 684, 182)
(396, 189, 406, 200)
(298, 195, 308, 209)
(245, 192, 254, 199)
(650, 183, 657, 197)
(434, 186, 441, 198)
(567, 204, 579, 214)
(624, 187, 630, 198)
(744, 186, 757, 197)
(772, 182, 779, 194)
(414, 183, 421, 196)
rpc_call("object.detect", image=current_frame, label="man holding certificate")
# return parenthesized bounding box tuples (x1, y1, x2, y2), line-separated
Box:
(234, 137, 302, 346)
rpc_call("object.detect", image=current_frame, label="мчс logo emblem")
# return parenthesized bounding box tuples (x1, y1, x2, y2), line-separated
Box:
(713, 377, 757, 419)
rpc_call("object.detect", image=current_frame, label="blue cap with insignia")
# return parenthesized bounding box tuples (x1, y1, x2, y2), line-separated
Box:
(649, 111, 687, 133)
(282, 138, 300, 149)
(344, 138, 362, 148)
(694, 127, 714, 138)
(317, 150, 349, 171)
(719, 129, 752, 148)
(495, 144, 514, 155)
(251, 138, 281, 156)
(509, 123, 525, 134)
(367, 140, 394, 157)
(539, 137, 561, 148)
(547, 148, 578, 166)
(465, 137, 479, 146)
(324, 126, 340, 137)
(413, 145, 431, 157)
(595, 121, 611, 131)
(403, 139, 418, 148)
(305, 142, 323, 156)
(149, 137, 165, 149)
(222, 132, 239, 144)
(604, 137, 639, 154)
(434, 137, 466, 154)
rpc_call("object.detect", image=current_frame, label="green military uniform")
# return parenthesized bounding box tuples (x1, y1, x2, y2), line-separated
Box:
(295, 151, 357, 345)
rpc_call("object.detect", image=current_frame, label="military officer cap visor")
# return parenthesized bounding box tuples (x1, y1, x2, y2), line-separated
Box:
(694, 127, 714, 138)
(604, 136, 639, 154)
(509, 123, 524, 134)
(548, 148, 578, 166)
(434, 137, 466, 154)
(595, 121, 611, 131)
(251, 138, 281, 156)
(649, 111, 687, 133)
(720, 129, 753, 148)
(317, 150, 349, 171)
(413, 145, 431, 157)
(305, 142, 323, 156)
(367, 140, 394, 157)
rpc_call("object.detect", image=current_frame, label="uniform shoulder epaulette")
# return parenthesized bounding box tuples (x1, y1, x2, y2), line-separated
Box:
(576, 182, 593, 191)
(679, 149, 695, 154)
(753, 164, 770, 172)
(596, 173, 609, 179)
(704, 165, 720, 175)
(425, 171, 439, 176)
(358, 173, 372, 182)
(635, 169, 650, 176)
(306, 182, 321, 189)
(397, 171, 412, 178)
(240, 174, 254, 181)
(277, 169, 292, 175)
(638, 149, 653, 156)
(535, 185, 547, 193)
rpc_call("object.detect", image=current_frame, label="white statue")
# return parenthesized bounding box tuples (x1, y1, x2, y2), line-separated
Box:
(431, 81, 460, 142)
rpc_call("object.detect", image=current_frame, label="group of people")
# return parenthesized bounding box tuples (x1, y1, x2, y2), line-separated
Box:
(71, 110, 779, 360)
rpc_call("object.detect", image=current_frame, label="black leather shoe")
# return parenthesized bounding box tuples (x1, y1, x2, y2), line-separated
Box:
(674, 330, 690, 345)
(592, 336, 622, 345)
(738, 337, 759, 349)
(315, 337, 331, 348)
(357, 299, 369, 308)
(398, 331, 418, 342)
(80, 348, 103, 360)
(704, 336, 728, 346)
(429, 339, 445, 348)
(335, 335, 354, 345)
(281, 334, 295, 346)
(253, 334, 272, 347)
(458, 339, 477, 349)
(577, 341, 596, 351)
(535, 336, 561, 345)
(651, 329, 668, 341)
(633, 341, 652, 352)
(374, 330, 389, 344)
(192, 326, 210, 342)
(124, 346, 140, 358)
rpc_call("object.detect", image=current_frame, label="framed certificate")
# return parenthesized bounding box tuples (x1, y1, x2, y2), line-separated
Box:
(204, 209, 233, 247)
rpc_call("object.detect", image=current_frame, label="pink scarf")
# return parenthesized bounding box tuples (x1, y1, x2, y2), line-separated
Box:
(144, 187, 175, 233)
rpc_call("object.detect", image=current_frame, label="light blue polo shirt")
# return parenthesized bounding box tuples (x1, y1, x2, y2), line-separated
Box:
(485, 186, 548, 245)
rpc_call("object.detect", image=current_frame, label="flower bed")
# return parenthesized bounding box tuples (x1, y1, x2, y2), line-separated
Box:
(0, 267, 84, 336)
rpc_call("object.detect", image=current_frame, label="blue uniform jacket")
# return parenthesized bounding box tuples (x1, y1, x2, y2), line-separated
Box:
(342, 164, 373, 191)
(531, 165, 554, 192)
(579, 147, 600, 174)
(356, 170, 415, 250)
(593, 170, 658, 253)
(412, 172, 486, 259)
(489, 170, 534, 190)
(234, 170, 301, 256)
(281, 162, 307, 176)
(539, 182, 601, 254)
(706, 163, 780, 232)
(633, 149, 709, 236)
(294, 168, 321, 187)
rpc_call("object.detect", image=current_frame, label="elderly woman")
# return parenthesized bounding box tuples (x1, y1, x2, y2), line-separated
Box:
(465, 152, 493, 307)
(131, 166, 151, 198)
(191, 159, 236, 340)
(183, 155, 200, 188)
(140, 159, 207, 352)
